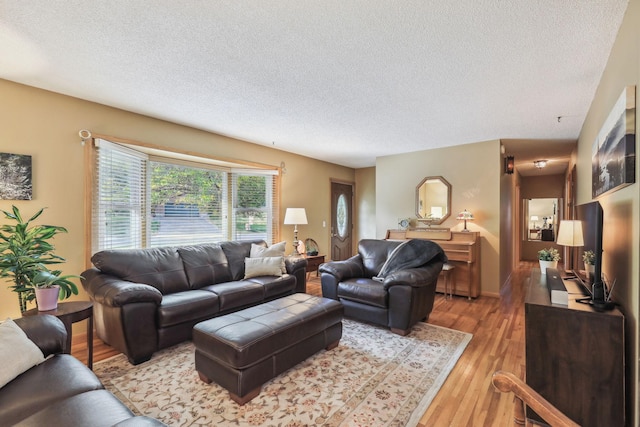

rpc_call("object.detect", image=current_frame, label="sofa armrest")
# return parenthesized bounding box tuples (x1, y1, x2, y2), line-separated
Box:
(384, 261, 444, 289)
(14, 315, 67, 356)
(285, 256, 308, 275)
(82, 268, 163, 307)
(318, 255, 364, 282)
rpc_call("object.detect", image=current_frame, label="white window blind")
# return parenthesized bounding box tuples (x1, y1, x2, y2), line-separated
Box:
(92, 139, 147, 252)
(149, 160, 227, 247)
(91, 138, 280, 253)
(231, 171, 278, 242)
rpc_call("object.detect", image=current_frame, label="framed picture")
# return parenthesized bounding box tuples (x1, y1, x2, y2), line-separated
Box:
(592, 86, 636, 198)
(0, 152, 32, 200)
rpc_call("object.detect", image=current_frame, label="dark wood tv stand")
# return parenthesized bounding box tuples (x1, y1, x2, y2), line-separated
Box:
(525, 268, 625, 426)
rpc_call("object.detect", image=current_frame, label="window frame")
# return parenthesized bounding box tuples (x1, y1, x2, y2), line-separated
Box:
(84, 135, 281, 267)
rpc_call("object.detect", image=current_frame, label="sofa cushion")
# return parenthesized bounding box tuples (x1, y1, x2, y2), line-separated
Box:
(245, 274, 297, 299)
(178, 244, 232, 288)
(0, 354, 104, 426)
(92, 247, 189, 294)
(157, 290, 220, 328)
(0, 318, 45, 388)
(15, 389, 135, 427)
(244, 256, 284, 279)
(358, 239, 403, 278)
(201, 281, 265, 312)
(338, 278, 388, 308)
(221, 240, 266, 281)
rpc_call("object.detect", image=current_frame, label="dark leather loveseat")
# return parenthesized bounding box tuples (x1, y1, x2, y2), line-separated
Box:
(82, 240, 307, 364)
(0, 315, 165, 427)
(319, 239, 446, 335)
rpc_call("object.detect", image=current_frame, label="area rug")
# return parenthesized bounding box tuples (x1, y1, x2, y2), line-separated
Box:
(94, 320, 471, 427)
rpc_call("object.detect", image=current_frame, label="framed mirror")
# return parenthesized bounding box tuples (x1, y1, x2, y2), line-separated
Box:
(415, 176, 451, 225)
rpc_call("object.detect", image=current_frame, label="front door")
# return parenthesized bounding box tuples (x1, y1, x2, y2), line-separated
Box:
(330, 181, 353, 261)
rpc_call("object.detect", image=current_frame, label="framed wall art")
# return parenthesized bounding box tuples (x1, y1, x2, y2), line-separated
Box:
(0, 152, 32, 200)
(592, 85, 636, 198)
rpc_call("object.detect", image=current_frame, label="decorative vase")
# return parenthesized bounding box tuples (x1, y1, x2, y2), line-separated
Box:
(35, 286, 60, 311)
(539, 260, 558, 275)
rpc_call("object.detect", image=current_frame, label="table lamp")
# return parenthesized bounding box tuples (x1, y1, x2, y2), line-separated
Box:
(556, 220, 584, 275)
(456, 209, 474, 232)
(283, 208, 308, 254)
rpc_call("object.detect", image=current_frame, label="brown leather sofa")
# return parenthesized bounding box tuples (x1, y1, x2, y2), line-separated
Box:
(82, 240, 307, 364)
(0, 315, 166, 427)
(319, 239, 446, 335)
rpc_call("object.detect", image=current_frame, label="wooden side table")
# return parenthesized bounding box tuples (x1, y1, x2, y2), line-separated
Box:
(303, 254, 325, 279)
(23, 301, 94, 369)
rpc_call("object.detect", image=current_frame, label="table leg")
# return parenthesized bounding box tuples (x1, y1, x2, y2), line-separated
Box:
(87, 314, 94, 370)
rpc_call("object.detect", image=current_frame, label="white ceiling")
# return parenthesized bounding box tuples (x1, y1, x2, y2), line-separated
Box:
(0, 1, 629, 169)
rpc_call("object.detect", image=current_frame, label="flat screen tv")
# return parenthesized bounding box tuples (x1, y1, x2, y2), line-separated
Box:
(575, 201, 604, 298)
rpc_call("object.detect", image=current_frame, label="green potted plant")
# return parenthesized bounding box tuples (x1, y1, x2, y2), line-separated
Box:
(537, 247, 560, 275)
(0, 205, 79, 313)
(582, 250, 595, 274)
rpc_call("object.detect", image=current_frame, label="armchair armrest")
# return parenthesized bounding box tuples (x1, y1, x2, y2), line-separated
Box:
(14, 315, 67, 357)
(318, 255, 364, 281)
(81, 268, 163, 307)
(384, 261, 444, 289)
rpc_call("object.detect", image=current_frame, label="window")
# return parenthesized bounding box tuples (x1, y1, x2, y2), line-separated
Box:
(91, 138, 279, 253)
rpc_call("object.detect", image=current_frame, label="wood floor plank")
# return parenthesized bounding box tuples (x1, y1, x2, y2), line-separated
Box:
(73, 263, 532, 426)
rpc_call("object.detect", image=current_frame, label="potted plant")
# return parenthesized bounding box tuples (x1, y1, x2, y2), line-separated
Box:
(537, 247, 560, 275)
(0, 205, 79, 313)
(582, 250, 595, 274)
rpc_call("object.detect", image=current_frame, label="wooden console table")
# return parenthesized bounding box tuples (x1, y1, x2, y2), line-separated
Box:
(385, 229, 480, 298)
(525, 268, 624, 426)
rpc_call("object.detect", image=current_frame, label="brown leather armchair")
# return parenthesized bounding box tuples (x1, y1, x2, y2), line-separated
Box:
(319, 239, 446, 335)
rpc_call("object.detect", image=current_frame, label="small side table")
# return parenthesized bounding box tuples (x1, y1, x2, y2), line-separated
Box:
(23, 301, 94, 369)
(303, 254, 325, 280)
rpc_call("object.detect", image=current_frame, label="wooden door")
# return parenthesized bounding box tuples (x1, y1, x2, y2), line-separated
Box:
(330, 181, 353, 261)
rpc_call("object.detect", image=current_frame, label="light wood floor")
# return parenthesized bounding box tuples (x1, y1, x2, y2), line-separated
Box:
(72, 264, 532, 426)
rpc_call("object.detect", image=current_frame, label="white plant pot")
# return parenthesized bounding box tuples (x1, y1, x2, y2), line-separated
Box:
(539, 260, 558, 275)
(35, 286, 60, 311)
(585, 263, 595, 274)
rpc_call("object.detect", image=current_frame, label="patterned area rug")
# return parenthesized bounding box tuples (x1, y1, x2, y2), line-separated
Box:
(94, 320, 471, 426)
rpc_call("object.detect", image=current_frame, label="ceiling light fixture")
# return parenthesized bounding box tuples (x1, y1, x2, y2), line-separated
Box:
(533, 160, 548, 169)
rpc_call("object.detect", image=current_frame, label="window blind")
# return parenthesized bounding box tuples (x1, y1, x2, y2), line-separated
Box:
(92, 139, 147, 252)
(231, 171, 279, 243)
(149, 160, 227, 247)
(91, 137, 280, 253)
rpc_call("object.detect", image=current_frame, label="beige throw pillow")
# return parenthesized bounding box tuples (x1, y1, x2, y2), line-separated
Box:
(0, 318, 45, 388)
(250, 241, 287, 273)
(244, 256, 284, 279)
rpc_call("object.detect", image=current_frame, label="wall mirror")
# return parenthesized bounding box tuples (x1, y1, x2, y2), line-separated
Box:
(416, 176, 451, 225)
(524, 198, 561, 241)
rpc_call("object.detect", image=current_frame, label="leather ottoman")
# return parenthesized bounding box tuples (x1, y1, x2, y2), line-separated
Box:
(193, 293, 343, 405)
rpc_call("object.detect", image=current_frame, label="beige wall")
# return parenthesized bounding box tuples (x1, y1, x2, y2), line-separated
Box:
(375, 140, 502, 296)
(355, 167, 376, 243)
(575, 0, 639, 422)
(499, 156, 516, 290)
(0, 79, 354, 320)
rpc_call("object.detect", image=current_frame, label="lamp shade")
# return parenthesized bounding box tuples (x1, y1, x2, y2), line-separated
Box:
(283, 208, 308, 225)
(556, 220, 584, 247)
(530, 215, 539, 221)
(456, 209, 474, 221)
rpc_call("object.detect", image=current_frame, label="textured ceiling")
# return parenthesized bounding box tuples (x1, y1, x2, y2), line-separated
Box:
(0, 1, 629, 168)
